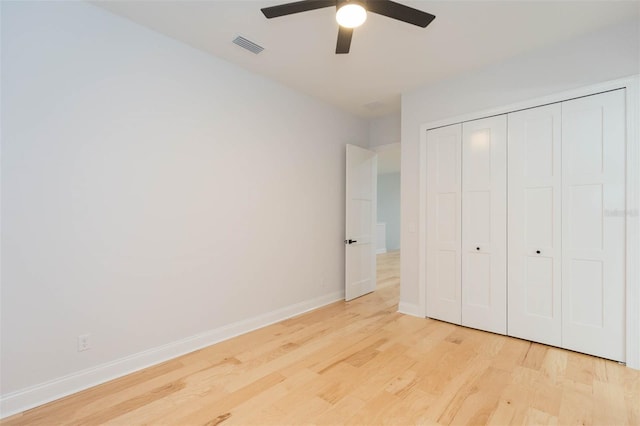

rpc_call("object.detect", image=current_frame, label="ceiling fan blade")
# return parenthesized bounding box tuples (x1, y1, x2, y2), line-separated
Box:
(335, 26, 353, 54)
(261, 0, 336, 18)
(366, 0, 435, 28)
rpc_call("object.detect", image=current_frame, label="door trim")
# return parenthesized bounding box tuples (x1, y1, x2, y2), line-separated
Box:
(417, 75, 640, 369)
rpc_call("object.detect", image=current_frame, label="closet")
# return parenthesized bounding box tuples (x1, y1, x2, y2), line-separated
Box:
(426, 115, 506, 334)
(507, 103, 562, 348)
(425, 89, 627, 362)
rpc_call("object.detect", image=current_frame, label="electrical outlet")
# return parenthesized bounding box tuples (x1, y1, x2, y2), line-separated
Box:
(78, 334, 91, 352)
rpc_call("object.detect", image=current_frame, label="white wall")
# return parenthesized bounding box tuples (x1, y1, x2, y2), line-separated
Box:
(377, 173, 400, 251)
(400, 19, 640, 310)
(368, 112, 400, 148)
(0, 1, 368, 414)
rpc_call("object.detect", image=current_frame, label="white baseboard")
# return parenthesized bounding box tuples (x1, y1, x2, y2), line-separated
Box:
(0, 291, 344, 419)
(397, 302, 424, 318)
(376, 248, 387, 254)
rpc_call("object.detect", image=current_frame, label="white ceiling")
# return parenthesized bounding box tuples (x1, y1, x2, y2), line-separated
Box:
(92, 0, 639, 118)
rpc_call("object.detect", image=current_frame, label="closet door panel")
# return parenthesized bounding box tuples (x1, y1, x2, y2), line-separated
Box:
(426, 124, 462, 324)
(562, 89, 626, 362)
(507, 104, 562, 346)
(461, 116, 507, 334)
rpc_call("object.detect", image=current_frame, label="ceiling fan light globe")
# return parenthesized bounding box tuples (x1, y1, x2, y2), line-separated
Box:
(336, 3, 367, 28)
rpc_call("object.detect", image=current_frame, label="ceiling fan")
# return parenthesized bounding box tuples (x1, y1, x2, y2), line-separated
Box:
(261, 0, 435, 54)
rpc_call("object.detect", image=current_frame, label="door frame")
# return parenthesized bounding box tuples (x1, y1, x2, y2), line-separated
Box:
(417, 75, 640, 369)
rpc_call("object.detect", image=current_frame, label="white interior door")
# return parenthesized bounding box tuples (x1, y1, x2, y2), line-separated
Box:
(508, 103, 562, 346)
(561, 90, 626, 362)
(345, 144, 377, 301)
(461, 116, 507, 334)
(426, 124, 462, 324)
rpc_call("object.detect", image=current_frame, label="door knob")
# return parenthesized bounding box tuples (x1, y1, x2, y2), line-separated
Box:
(536, 250, 541, 254)
(345, 239, 357, 244)
(476, 247, 480, 251)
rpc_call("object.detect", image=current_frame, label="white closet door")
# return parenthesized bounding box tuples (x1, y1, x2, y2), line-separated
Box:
(426, 124, 462, 324)
(461, 116, 507, 334)
(507, 104, 562, 346)
(561, 90, 626, 362)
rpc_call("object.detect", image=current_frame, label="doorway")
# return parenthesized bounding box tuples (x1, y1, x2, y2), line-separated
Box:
(375, 142, 400, 291)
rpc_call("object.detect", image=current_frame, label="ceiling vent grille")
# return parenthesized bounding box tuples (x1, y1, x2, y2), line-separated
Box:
(363, 101, 384, 111)
(233, 36, 264, 54)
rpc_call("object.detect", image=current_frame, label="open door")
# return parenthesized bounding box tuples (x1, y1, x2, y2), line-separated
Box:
(345, 144, 377, 301)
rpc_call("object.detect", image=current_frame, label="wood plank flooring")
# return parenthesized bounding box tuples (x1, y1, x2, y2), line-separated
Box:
(3, 250, 639, 425)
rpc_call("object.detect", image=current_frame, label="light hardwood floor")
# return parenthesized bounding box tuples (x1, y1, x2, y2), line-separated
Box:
(3, 250, 639, 425)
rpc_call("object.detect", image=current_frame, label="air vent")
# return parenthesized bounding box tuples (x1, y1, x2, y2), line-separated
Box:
(233, 36, 264, 54)
(363, 101, 384, 111)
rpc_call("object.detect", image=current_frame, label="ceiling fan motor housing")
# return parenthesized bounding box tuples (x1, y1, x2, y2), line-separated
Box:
(337, 0, 366, 8)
